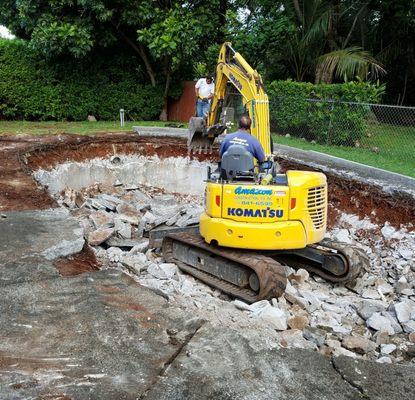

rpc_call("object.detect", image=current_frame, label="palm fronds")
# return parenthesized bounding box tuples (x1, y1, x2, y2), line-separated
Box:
(316, 46, 386, 82)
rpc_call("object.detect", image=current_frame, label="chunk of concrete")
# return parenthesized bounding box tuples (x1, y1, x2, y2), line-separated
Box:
(342, 335, 377, 354)
(394, 300, 415, 324)
(42, 237, 85, 261)
(288, 268, 309, 284)
(148, 263, 178, 280)
(402, 320, 415, 333)
(1, 209, 86, 262)
(129, 239, 150, 253)
(380, 343, 396, 355)
(88, 228, 114, 246)
(89, 210, 114, 229)
(257, 306, 287, 331)
(335, 229, 352, 244)
(114, 218, 132, 239)
(381, 311, 403, 334)
(366, 313, 394, 335)
(279, 329, 317, 350)
(357, 300, 386, 321)
(121, 254, 147, 273)
(106, 238, 149, 251)
(303, 326, 326, 347)
(288, 315, 309, 330)
(233, 299, 252, 312)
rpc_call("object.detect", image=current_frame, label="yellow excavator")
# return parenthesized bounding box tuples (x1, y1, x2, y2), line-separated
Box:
(163, 43, 368, 303)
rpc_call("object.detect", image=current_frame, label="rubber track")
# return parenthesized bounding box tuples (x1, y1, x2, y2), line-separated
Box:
(306, 239, 368, 282)
(162, 233, 287, 303)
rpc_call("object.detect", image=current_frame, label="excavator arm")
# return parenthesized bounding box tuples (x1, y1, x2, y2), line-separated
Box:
(188, 42, 272, 156)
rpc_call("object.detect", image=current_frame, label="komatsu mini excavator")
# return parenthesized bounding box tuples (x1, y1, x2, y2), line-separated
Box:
(162, 42, 368, 303)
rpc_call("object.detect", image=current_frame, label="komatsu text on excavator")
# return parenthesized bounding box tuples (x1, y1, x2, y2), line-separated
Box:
(163, 42, 368, 303)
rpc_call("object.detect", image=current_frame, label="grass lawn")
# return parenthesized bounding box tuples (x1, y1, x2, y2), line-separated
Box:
(0, 120, 186, 136)
(0, 120, 413, 177)
(273, 122, 415, 178)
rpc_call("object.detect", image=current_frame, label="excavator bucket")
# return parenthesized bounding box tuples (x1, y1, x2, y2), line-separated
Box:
(187, 117, 213, 154)
(187, 117, 227, 155)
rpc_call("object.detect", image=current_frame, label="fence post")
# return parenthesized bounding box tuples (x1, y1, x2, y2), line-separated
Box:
(327, 100, 334, 145)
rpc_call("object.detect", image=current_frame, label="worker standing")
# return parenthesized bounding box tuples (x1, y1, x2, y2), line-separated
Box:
(195, 75, 215, 117)
(220, 115, 266, 163)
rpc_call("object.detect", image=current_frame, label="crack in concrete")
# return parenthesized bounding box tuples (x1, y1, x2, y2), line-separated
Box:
(137, 320, 206, 399)
(330, 357, 370, 399)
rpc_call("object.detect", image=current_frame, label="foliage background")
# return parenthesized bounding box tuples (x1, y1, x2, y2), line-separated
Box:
(0, 39, 164, 120)
(0, 0, 414, 121)
(267, 80, 385, 145)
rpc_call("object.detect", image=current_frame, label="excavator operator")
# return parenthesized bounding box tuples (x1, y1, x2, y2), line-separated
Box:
(219, 115, 266, 163)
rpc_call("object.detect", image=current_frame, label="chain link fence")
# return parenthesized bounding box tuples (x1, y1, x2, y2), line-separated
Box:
(269, 98, 415, 177)
(221, 93, 415, 176)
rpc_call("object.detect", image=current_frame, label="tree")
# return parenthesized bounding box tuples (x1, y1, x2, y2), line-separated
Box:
(232, 0, 385, 83)
(0, 0, 227, 118)
(281, 0, 386, 83)
(137, 2, 220, 119)
(367, 0, 415, 104)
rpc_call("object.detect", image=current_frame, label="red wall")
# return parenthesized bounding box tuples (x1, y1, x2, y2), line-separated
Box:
(168, 81, 196, 122)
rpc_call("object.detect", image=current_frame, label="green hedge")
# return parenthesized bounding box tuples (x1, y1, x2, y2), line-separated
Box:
(267, 80, 385, 146)
(0, 39, 164, 121)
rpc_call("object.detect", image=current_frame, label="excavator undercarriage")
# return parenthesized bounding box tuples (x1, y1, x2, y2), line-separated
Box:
(163, 232, 367, 303)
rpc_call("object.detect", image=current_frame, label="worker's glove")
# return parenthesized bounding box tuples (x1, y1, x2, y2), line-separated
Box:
(202, 97, 209, 103)
(259, 160, 274, 173)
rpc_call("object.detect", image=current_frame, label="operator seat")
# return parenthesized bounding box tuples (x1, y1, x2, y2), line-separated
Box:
(220, 145, 255, 181)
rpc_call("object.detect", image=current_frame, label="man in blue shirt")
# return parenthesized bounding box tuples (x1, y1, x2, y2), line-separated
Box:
(219, 115, 266, 163)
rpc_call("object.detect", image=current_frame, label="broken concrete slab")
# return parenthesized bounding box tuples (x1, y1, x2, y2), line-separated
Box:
(114, 218, 132, 239)
(342, 335, 377, 354)
(89, 210, 115, 229)
(148, 225, 199, 248)
(0, 257, 60, 287)
(0, 209, 84, 262)
(143, 325, 357, 400)
(0, 269, 202, 399)
(394, 300, 415, 324)
(367, 312, 395, 335)
(333, 355, 415, 400)
(106, 237, 149, 251)
(88, 227, 114, 246)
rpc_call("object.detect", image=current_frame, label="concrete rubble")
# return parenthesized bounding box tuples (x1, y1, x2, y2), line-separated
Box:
(36, 162, 415, 367)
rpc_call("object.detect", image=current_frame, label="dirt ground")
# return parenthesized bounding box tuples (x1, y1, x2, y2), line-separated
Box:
(1, 132, 414, 229)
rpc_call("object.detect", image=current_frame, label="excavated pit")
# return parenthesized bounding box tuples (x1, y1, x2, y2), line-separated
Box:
(34, 154, 212, 197)
(2, 133, 415, 365)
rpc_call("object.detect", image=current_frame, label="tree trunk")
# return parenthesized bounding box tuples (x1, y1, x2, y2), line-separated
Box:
(216, 0, 228, 43)
(292, 0, 303, 24)
(121, 35, 156, 87)
(111, 22, 156, 87)
(315, 62, 334, 84)
(159, 56, 172, 121)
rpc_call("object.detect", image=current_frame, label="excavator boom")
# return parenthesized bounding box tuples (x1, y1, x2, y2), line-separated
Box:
(188, 42, 271, 155)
